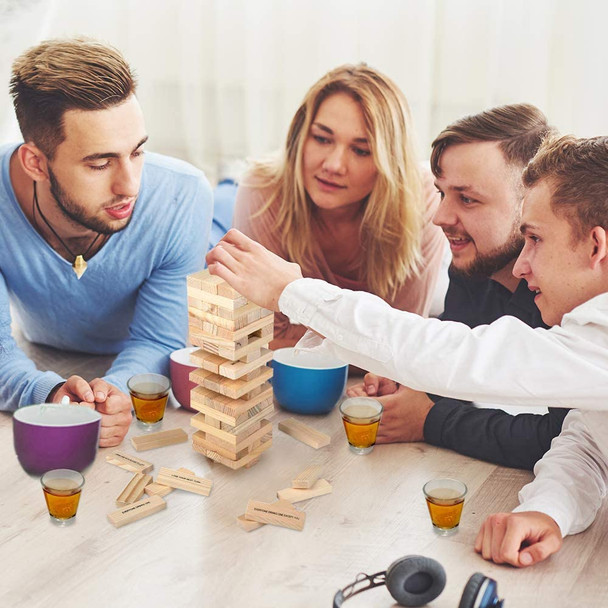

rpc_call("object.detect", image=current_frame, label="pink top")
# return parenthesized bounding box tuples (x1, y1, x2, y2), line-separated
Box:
(233, 167, 445, 346)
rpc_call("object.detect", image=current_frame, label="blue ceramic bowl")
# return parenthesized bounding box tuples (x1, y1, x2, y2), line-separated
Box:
(13, 404, 102, 476)
(272, 347, 348, 415)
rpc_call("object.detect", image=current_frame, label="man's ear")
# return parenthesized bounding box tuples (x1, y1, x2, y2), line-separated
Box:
(18, 143, 49, 182)
(589, 226, 607, 269)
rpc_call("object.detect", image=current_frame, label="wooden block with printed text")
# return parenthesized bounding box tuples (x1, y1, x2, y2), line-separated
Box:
(236, 499, 293, 532)
(130, 428, 188, 452)
(144, 468, 194, 497)
(116, 472, 152, 506)
(156, 467, 212, 496)
(107, 494, 166, 528)
(106, 451, 153, 474)
(245, 499, 305, 531)
(278, 418, 331, 449)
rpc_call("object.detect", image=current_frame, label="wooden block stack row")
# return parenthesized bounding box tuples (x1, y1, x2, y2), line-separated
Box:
(186, 269, 274, 470)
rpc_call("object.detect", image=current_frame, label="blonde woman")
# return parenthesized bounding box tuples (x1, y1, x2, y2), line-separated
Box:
(234, 64, 445, 349)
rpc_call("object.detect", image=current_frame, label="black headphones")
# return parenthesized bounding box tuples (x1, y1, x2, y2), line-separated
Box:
(333, 555, 504, 607)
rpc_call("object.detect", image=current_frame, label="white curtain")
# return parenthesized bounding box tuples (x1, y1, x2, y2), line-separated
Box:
(2, 0, 608, 182)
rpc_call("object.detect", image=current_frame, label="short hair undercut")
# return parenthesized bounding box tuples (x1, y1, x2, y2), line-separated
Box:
(523, 135, 608, 242)
(430, 103, 557, 177)
(10, 37, 136, 158)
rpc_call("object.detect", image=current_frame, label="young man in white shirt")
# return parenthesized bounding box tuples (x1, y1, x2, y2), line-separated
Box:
(206, 134, 608, 568)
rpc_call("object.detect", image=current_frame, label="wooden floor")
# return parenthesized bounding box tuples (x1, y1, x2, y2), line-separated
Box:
(2, 331, 606, 607)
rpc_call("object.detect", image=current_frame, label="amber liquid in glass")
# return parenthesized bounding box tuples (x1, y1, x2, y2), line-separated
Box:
(43, 479, 82, 520)
(425, 488, 465, 530)
(129, 382, 169, 424)
(341, 404, 381, 449)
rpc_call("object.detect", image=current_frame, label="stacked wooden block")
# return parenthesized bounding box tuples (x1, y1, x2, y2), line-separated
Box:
(186, 269, 274, 469)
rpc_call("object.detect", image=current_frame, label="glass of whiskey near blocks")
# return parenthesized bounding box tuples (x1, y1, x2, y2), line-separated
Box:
(41, 469, 84, 526)
(339, 397, 384, 455)
(128, 373, 171, 431)
(423, 478, 468, 536)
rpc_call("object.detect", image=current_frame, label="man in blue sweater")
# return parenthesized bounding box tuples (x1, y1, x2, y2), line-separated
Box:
(1, 38, 212, 446)
(348, 104, 568, 470)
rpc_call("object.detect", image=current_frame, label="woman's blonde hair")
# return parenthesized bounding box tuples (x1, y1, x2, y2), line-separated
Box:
(249, 63, 424, 300)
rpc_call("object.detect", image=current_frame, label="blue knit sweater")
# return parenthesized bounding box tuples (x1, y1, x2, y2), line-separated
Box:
(0, 143, 212, 409)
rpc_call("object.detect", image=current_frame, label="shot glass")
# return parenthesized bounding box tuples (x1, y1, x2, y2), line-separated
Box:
(41, 469, 85, 526)
(339, 397, 384, 455)
(127, 373, 171, 431)
(423, 478, 467, 536)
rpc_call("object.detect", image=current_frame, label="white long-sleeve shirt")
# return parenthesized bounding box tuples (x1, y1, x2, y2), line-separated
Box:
(278, 278, 608, 536)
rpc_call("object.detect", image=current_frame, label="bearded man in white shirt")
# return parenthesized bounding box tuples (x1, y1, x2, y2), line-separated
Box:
(205, 134, 608, 569)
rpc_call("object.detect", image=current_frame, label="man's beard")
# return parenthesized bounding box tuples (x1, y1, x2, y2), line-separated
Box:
(450, 231, 524, 279)
(48, 166, 134, 235)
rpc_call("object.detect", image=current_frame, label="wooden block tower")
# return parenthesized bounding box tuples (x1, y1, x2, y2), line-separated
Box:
(186, 269, 274, 469)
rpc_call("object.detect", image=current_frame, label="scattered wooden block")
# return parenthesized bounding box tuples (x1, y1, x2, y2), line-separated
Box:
(130, 428, 188, 452)
(107, 494, 166, 528)
(105, 451, 153, 474)
(236, 514, 265, 532)
(156, 467, 212, 496)
(116, 472, 152, 506)
(292, 465, 323, 489)
(277, 479, 333, 503)
(236, 500, 294, 532)
(278, 418, 331, 449)
(144, 468, 194, 497)
(245, 499, 305, 531)
(190, 366, 273, 400)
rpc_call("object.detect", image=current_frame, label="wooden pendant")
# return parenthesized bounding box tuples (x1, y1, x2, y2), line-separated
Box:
(72, 255, 87, 279)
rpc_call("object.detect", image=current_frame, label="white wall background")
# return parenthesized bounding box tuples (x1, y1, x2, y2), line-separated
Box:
(1, 0, 607, 182)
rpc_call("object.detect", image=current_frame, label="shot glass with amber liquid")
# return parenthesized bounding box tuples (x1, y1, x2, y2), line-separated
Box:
(423, 478, 467, 536)
(127, 373, 171, 431)
(41, 469, 84, 526)
(339, 397, 384, 455)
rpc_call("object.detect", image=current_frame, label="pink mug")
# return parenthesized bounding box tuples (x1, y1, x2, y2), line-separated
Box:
(169, 347, 198, 412)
